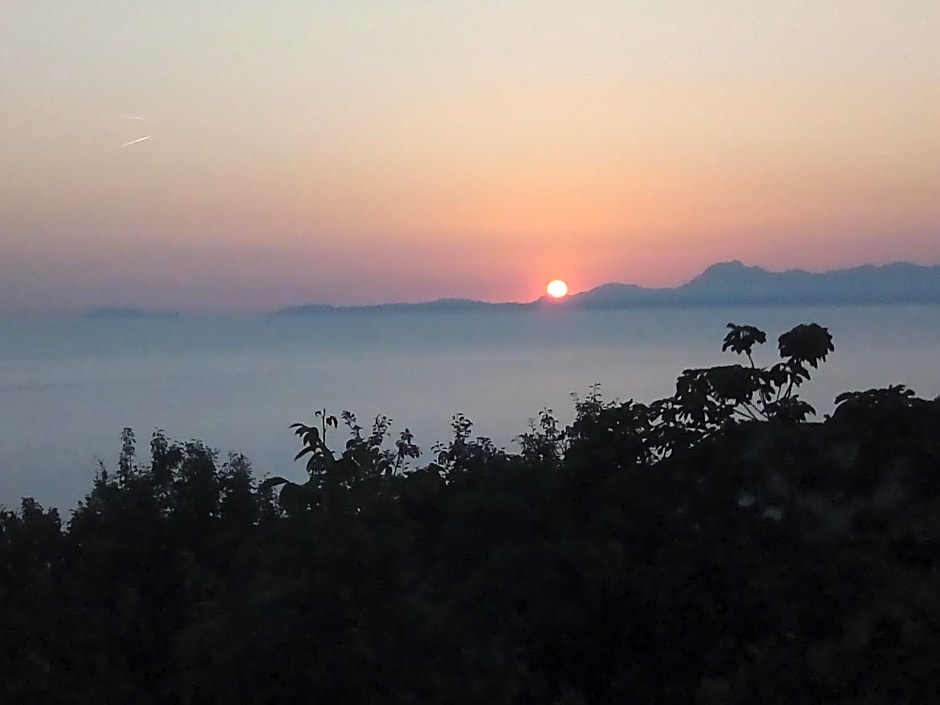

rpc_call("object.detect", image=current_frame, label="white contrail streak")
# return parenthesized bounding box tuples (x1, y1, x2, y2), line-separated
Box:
(104, 113, 146, 121)
(119, 135, 151, 148)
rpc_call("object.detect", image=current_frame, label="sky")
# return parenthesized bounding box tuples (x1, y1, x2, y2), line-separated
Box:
(1, 1, 938, 313)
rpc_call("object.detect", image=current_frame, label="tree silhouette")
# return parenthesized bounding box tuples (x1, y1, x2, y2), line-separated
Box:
(1, 321, 938, 704)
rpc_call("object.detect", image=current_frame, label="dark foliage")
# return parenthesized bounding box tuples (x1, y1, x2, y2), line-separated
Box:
(1, 322, 938, 704)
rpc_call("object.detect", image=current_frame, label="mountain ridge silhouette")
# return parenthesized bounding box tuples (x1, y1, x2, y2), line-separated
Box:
(277, 260, 940, 314)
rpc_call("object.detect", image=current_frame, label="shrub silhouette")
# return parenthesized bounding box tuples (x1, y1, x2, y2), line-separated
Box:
(1, 321, 938, 704)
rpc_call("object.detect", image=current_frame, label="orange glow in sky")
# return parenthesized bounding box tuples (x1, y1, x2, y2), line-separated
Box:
(0, 2, 938, 312)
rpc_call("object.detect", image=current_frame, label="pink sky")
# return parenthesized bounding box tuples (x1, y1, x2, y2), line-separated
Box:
(1, 2, 938, 313)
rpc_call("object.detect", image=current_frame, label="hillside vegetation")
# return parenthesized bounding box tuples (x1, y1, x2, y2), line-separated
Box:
(2, 322, 938, 704)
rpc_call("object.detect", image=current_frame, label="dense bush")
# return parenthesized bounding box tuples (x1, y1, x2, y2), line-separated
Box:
(1, 322, 938, 704)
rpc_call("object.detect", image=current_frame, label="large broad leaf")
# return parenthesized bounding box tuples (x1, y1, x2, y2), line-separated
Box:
(705, 365, 761, 405)
(294, 446, 314, 461)
(302, 427, 320, 448)
(764, 398, 815, 423)
(777, 324, 834, 368)
(722, 324, 767, 356)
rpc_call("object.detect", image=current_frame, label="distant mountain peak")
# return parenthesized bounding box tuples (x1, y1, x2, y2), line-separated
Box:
(710, 259, 748, 269)
(684, 260, 766, 288)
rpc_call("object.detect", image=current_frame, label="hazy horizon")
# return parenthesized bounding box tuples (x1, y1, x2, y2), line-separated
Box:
(0, 257, 934, 316)
(2, 2, 939, 313)
(4, 304, 939, 510)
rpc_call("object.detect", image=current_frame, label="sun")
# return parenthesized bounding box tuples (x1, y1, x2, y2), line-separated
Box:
(546, 279, 569, 298)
